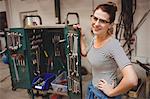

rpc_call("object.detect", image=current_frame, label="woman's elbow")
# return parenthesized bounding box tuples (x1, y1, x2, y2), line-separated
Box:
(81, 50, 87, 57)
(132, 79, 138, 87)
(129, 75, 138, 87)
(123, 65, 138, 87)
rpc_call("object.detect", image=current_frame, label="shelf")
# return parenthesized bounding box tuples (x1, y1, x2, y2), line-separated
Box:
(32, 89, 68, 96)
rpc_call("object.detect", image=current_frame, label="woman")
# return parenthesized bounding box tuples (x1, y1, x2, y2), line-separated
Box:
(74, 2, 138, 99)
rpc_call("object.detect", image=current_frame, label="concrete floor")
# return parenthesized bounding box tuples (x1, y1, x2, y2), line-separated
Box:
(0, 61, 148, 99)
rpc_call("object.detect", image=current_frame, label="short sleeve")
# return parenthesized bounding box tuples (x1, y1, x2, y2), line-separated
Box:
(110, 40, 132, 70)
(87, 36, 95, 53)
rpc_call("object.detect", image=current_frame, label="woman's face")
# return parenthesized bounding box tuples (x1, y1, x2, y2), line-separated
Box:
(91, 8, 111, 36)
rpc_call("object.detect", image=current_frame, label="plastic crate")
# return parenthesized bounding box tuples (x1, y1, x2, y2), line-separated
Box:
(51, 71, 67, 93)
(32, 73, 56, 90)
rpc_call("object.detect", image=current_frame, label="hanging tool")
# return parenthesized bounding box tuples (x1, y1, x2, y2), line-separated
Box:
(12, 55, 20, 82)
(115, 0, 136, 59)
(36, 47, 40, 74)
(64, 12, 82, 98)
(7, 32, 22, 50)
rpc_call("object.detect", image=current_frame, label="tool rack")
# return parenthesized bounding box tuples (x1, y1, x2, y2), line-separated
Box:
(5, 26, 66, 98)
(64, 27, 82, 98)
(5, 23, 82, 98)
(64, 12, 82, 99)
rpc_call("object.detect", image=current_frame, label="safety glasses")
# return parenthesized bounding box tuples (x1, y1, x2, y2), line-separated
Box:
(90, 15, 110, 24)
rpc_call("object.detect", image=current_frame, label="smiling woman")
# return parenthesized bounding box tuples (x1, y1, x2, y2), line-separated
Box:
(74, 2, 138, 99)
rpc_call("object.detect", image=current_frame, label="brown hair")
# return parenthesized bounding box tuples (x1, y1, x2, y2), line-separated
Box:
(93, 2, 117, 23)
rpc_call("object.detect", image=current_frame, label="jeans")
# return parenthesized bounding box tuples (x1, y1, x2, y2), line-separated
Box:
(86, 81, 121, 99)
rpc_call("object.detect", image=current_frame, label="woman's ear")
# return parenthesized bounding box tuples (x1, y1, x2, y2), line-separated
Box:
(108, 23, 114, 35)
(109, 22, 114, 29)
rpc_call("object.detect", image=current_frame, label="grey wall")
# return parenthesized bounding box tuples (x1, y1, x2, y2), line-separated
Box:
(0, 0, 6, 12)
(5, 0, 56, 27)
(134, 0, 150, 60)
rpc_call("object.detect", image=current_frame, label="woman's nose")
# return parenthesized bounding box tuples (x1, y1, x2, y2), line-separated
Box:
(95, 19, 100, 25)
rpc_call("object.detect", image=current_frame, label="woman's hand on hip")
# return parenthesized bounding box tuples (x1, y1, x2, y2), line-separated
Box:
(97, 79, 114, 97)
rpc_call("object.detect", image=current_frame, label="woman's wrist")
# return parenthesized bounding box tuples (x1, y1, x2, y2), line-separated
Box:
(107, 88, 116, 97)
(108, 91, 114, 97)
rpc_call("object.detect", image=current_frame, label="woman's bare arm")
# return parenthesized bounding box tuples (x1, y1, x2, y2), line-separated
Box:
(98, 65, 138, 97)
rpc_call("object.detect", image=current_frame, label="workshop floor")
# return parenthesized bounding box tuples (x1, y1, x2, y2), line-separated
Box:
(0, 61, 147, 99)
